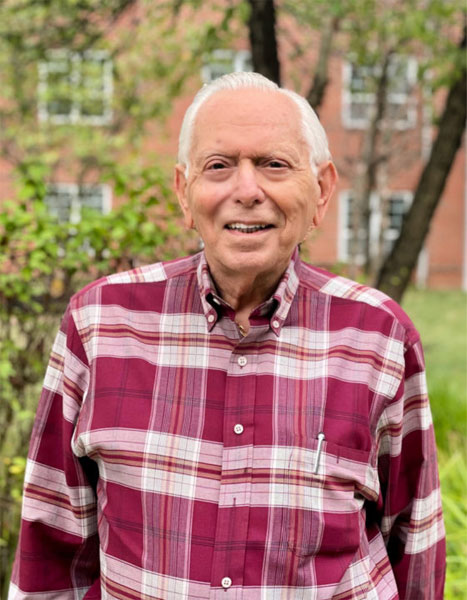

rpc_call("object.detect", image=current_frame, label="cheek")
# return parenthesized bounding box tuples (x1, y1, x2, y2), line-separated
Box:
(285, 195, 316, 226)
(190, 184, 228, 216)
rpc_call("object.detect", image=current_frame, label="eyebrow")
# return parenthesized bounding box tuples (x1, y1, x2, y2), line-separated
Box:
(196, 149, 301, 164)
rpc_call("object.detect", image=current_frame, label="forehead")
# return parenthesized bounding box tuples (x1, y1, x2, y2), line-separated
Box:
(191, 88, 304, 157)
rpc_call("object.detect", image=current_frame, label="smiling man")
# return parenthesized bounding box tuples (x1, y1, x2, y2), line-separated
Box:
(10, 73, 445, 599)
(174, 86, 335, 336)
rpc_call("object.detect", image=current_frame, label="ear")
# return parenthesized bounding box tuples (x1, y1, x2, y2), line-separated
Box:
(313, 161, 338, 227)
(174, 164, 194, 229)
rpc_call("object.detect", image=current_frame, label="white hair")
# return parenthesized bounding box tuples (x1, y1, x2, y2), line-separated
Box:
(177, 71, 332, 175)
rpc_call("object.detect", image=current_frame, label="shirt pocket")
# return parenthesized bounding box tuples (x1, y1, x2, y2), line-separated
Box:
(286, 439, 375, 558)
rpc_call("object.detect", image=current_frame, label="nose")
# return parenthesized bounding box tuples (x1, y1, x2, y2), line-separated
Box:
(234, 161, 265, 206)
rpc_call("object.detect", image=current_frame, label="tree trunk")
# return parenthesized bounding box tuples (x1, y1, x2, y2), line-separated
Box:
(376, 39, 466, 302)
(306, 15, 340, 112)
(247, 0, 281, 85)
(348, 51, 391, 278)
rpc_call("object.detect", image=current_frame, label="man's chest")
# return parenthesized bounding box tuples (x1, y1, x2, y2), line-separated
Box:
(70, 311, 404, 593)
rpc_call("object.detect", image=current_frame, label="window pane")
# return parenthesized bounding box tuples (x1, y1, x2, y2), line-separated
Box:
(344, 56, 415, 129)
(79, 186, 104, 211)
(45, 184, 107, 222)
(45, 58, 73, 117)
(203, 50, 252, 83)
(388, 58, 412, 95)
(350, 99, 373, 122)
(39, 51, 111, 123)
(387, 197, 407, 230)
(81, 58, 106, 93)
(80, 96, 106, 117)
(45, 187, 74, 222)
(386, 101, 409, 123)
(208, 59, 234, 81)
(345, 195, 368, 261)
(80, 56, 109, 118)
(349, 64, 377, 94)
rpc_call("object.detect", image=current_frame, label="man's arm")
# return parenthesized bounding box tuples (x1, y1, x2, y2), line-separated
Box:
(9, 305, 100, 598)
(377, 334, 446, 599)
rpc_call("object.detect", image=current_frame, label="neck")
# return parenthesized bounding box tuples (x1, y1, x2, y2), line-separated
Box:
(209, 265, 284, 332)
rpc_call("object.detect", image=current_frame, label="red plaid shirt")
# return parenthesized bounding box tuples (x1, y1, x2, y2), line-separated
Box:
(10, 249, 445, 599)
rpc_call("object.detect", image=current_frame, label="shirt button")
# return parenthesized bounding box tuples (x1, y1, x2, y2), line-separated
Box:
(272, 319, 280, 329)
(234, 423, 244, 435)
(221, 577, 232, 589)
(237, 356, 247, 367)
(207, 314, 215, 323)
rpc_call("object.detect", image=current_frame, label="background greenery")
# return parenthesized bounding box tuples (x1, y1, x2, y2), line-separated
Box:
(403, 290, 467, 599)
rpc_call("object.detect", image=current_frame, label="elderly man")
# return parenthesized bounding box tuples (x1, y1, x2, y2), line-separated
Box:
(10, 73, 445, 599)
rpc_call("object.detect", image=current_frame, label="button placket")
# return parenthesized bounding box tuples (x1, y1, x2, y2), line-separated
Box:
(209, 328, 260, 593)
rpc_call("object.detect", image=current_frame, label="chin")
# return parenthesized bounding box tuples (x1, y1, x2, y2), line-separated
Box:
(228, 254, 284, 278)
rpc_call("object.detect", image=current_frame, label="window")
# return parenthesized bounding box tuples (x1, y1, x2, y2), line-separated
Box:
(381, 192, 414, 255)
(201, 49, 253, 83)
(45, 183, 112, 223)
(338, 190, 412, 264)
(38, 50, 113, 125)
(342, 56, 417, 130)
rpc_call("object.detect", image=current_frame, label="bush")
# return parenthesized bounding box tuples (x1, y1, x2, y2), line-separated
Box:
(0, 162, 197, 594)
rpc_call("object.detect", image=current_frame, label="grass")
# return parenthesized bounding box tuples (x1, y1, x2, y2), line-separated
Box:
(402, 289, 466, 448)
(438, 448, 467, 598)
(402, 289, 466, 599)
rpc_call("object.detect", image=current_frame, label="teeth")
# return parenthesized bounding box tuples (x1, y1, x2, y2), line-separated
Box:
(226, 223, 270, 233)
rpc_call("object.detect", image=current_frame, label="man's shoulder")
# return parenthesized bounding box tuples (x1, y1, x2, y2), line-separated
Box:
(69, 253, 200, 307)
(299, 261, 418, 343)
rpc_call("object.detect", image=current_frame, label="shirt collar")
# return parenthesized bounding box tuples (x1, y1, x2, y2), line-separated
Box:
(197, 254, 224, 332)
(196, 248, 302, 336)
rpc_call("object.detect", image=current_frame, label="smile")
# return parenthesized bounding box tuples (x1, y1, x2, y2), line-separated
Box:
(225, 223, 273, 233)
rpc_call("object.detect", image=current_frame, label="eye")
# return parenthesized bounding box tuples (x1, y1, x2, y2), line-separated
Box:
(265, 159, 288, 169)
(206, 161, 227, 170)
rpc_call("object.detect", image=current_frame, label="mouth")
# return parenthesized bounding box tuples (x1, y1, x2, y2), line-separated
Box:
(225, 222, 274, 234)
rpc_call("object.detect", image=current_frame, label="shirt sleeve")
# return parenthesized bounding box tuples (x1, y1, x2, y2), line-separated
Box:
(376, 333, 446, 599)
(9, 304, 100, 598)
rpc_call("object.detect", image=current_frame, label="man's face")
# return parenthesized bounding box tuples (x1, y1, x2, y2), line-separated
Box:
(175, 88, 336, 286)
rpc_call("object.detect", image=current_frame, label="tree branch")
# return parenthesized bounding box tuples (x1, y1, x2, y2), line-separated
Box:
(376, 31, 466, 301)
(306, 15, 340, 111)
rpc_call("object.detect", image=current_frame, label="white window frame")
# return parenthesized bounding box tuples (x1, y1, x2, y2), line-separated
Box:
(338, 190, 412, 264)
(201, 49, 253, 83)
(45, 183, 112, 223)
(38, 49, 113, 125)
(342, 56, 417, 130)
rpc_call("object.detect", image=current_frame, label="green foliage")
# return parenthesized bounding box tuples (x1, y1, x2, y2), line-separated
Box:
(403, 289, 467, 599)
(402, 289, 467, 449)
(282, 0, 464, 76)
(439, 446, 467, 599)
(0, 160, 189, 593)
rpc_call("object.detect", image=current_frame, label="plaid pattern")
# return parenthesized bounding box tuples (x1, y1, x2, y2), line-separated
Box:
(9, 249, 445, 599)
